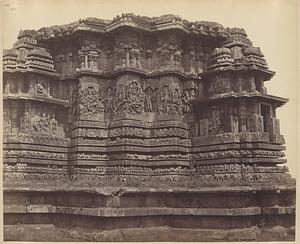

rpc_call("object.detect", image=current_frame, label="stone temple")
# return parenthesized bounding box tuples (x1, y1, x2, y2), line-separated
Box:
(3, 14, 296, 241)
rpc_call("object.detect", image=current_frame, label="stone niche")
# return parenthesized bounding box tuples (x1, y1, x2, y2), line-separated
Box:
(2, 14, 295, 242)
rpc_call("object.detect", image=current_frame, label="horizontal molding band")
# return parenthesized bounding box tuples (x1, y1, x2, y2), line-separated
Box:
(4, 204, 295, 216)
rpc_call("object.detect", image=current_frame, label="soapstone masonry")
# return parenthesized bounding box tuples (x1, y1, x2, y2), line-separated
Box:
(3, 14, 296, 241)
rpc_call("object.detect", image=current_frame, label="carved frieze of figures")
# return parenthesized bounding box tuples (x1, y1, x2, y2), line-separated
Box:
(208, 107, 224, 135)
(116, 81, 145, 114)
(31, 114, 58, 136)
(78, 86, 104, 115)
(159, 82, 182, 115)
(208, 74, 230, 95)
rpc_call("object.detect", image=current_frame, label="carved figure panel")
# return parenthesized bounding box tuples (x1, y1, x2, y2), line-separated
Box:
(116, 81, 145, 114)
(247, 114, 264, 133)
(159, 82, 182, 115)
(230, 115, 239, 133)
(257, 115, 264, 133)
(78, 86, 104, 115)
(4, 118, 11, 133)
(269, 117, 280, 136)
(248, 76, 256, 92)
(208, 108, 224, 135)
(71, 88, 79, 117)
(20, 116, 31, 133)
(31, 114, 58, 136)
(199, 119, 209, 136)
(34, 80, 48, 95)
(182, 88, 196, 114)
(144, 87, 153, 112)
(104, 87, 116, 113)
(208, 74, 230, 95)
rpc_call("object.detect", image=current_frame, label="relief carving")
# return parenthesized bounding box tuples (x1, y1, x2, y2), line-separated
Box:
(270, 117, 280, 136)
(4, 118, 11, 133)
(199, 119, 209, 136)
(116, 81, 144, 114)
(3, 16, 291, 195)
(78, 39, 100, 71)
(20, 116, 31, 133)
(31, 113, 58, 136)
(157, 39, 183, 70)
(208, 108, 224, 135)
(78, 86, 104, 115)
(71, 88, 79, 117)
(34, 80, 48, 95)
(104, 87, 116, 113)
(114, 34, 142, 69)
(230, 115, 239, 133)
(182, 89, 195, 114)
(247, 114, 264, 132)
(208, 74, 230, 95)
(159, 82, 182, 115)
(144, 87, 153, 112)
(257, 115, 264, 132)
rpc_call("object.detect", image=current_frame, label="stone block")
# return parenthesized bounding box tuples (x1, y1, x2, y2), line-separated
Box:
(226, 226, 260, 241)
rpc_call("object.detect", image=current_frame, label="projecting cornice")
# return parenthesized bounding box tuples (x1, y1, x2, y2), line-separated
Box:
(34, 14, 232, 41)
(3, 13, 275, 81)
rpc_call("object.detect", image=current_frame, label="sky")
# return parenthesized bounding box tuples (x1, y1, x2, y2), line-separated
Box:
(1, 0, 298, 177)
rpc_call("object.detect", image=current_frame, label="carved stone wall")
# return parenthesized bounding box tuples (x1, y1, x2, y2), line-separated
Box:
(2, 13, 292, 188)
(2, 14, 295, 242)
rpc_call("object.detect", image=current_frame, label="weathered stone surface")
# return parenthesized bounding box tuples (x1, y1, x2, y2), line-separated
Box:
(226, 226, 260, 241)
(266, 225, 288, 240)
(4, 224, 295, 242)
(2, 13, 295, 242)
(288, 225, 295, 234)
